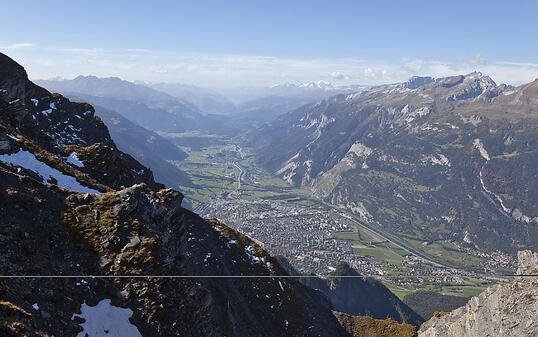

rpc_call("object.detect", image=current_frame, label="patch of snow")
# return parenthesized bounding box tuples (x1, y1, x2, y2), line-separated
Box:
(473, 139, 490, 161)
(204, 253, 212, 263)
(441, 215, 455, 223)
(71, 299, 142, 337)
(41, 109, 53, 116)
(0, 150, 99, 193)
(278, 281, 285, 292)
(229, 240, 236, 244)
(503, 89, 517, 96)
(32, 303, 39, 310)
(244, 245, 262, 264)
(429, 154, 451, 167)
(30, 98, 38, 106)
(66, 152, 84, 167)
(50, 102, 57, 109)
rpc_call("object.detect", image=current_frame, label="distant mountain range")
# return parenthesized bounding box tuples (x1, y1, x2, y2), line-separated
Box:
(37, 77, 369, 131)
(216, 81, 368, 105)
(36, 76, 238, 134)
(246, 72, 538, 255)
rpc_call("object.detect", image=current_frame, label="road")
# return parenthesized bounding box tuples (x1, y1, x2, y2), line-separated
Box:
(318, 200, 509, 281)
(317, 200, 445, 268)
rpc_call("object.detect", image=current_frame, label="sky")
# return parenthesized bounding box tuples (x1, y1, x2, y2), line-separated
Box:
(1, 0, 538, 88)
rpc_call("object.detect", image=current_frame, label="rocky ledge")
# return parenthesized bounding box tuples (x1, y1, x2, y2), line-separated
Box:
(418, 250, 537, 337)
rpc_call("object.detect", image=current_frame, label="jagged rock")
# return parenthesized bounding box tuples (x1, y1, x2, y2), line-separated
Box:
(517, 250, 538, 275)
(418, 250, 538, 337)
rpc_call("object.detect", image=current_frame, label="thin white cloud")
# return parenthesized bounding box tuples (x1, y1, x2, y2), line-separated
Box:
(16, 46, 538, 87)
(496, 61, 538, 68)
(0, 43, 35, 49)
(126, 49, 152, 53)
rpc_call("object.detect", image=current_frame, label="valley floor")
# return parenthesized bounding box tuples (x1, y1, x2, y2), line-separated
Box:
(170, 135, 517, 300)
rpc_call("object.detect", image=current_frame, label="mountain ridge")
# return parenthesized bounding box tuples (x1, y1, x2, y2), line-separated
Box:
(247, 72, 538, 255)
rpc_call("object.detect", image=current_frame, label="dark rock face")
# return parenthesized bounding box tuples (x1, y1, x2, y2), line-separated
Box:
(0, 52, 349, 336)
(276, 257, 423, 327)
(305, 263, 423, 327)
(403, 291, 470, 321)
(248, 72, 538, 254)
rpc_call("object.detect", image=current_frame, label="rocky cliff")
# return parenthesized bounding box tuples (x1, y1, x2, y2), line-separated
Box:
(0, 52, 351, 336)
(418, 250, 537, 337)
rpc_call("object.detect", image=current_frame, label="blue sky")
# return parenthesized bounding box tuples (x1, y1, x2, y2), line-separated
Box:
(1, 0, 537, 87)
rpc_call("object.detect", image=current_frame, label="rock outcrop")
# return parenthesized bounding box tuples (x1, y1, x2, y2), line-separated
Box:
(418, 250, 538, 337)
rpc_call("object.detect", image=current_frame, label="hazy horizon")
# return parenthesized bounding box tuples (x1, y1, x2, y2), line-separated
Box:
(2, 1, 537, 88)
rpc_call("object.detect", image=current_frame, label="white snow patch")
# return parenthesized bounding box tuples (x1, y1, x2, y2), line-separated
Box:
(50, 102, 57, 109)
(67, 152, 84, 167)
(244, 245, 262, 264)
(278, 281, 285, 292)
(71, 299, 142, 337)
(441, 215, 455, 223)
(473, 139, 490, 161)
(427, 153, 451, 167)
(32, 303, 39, 310)
(41, 109, 53, 116)
(30, 98, 39, 106)
(0, 150, 99, 193)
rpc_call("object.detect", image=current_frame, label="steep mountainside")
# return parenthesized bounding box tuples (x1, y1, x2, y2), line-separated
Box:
(91, 104, 192, 189)
(403, 291, 469, 321)
(248, 73, 538, 254)
(304, 263, 423, 326)
(236, 96, 318, 128)
(0, 52, 352, 336)
(277, 257, 422, 326)
(418, 250, 538, 337)
(146, 82, 238, 116)
(36, 76, 197, 109)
